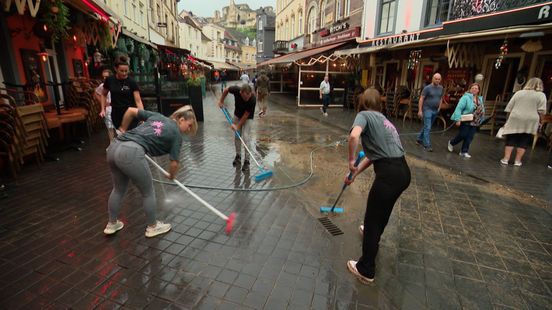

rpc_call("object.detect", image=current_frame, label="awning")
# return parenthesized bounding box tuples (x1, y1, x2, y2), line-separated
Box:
(333, 45, 383, 56)
(211, 61, 240, 70)
(257, 42, 348, 66)
(156, 44, 191, 56)
(122, 29, 156, 49)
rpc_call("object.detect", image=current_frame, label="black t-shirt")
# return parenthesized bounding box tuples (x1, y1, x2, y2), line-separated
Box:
(229, 86, 255, 120)
(103, 76, 140, 108)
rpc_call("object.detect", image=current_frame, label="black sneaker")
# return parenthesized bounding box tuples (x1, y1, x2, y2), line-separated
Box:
(232, 155, 241, 166)
(424, 146, 433, 152)
(416, 140, 423, 147)
(242, 160, 250, 171)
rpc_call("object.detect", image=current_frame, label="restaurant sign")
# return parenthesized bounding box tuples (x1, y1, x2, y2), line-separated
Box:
(319, 27, 360, 45)
(372, 32, 421, 47)
(320, 22, 350, 37)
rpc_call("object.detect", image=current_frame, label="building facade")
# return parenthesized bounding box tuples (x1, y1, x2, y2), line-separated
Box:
(178, 11, 206, 58)
(106, 0, 149, 39)
(212, 0, 268, 29)
(147, 0, 179, 47)
(202, 23, 226, 63)
(274, 0, 304, 55)
(256, 8, 276, 63)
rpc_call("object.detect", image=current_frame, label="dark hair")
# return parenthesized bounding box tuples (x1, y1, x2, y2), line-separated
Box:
(356, 88, 382, 112)
(114, 55, 129, 68)
(240, 83, 252, 94)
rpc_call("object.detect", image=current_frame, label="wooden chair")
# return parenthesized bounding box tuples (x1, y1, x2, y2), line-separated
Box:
(403, 89, 421, 126)
(532, 114, 552, 150)
(15, 104, 50, 165)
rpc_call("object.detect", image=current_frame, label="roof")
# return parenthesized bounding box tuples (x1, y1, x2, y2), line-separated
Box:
(258, 42, 347, 66)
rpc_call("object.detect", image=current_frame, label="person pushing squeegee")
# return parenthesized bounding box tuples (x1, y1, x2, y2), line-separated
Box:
(218, 84, 273, 182)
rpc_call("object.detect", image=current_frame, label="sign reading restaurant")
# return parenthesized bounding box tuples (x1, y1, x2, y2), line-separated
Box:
(372, 32, 421, 47)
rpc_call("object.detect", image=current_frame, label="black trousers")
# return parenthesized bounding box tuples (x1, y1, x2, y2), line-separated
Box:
(356, 156, 411, 278)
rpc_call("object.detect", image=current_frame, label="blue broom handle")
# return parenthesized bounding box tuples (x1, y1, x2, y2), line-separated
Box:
(221, 107, 241, 136)
(343, 151, 365, 189)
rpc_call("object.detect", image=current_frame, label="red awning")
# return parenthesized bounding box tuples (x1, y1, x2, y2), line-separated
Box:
(257, 42, 348, 66)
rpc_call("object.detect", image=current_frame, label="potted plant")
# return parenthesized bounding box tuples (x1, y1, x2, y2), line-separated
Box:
(186, 76, 204, 122)
(42, 0, 70, 42)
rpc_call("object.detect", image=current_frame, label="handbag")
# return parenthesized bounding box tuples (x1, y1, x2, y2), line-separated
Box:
(496, 127, 505, 139)
(460, 114, 474, 122)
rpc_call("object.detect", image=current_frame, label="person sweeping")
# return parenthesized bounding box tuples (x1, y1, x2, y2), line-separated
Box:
(103, 106, 197, 238)
(218, 84, 256, 172)
(345, 88, 411, 283)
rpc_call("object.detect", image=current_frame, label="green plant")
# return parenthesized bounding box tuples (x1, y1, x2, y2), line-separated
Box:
(42, 0, 70, 42)
(98, 22, 111, 48)
(186, 77, 201, 87)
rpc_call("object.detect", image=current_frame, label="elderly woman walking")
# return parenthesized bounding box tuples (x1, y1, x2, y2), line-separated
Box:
(500, 78, 547, 166)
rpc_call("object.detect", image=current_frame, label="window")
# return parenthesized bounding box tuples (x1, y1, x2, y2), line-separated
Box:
(320, 0, 326, 27)
(124, 0, 128, 15)
(336, 0, 341, 21)
(378, 0, 397, 34)
(307, 6, 317, 34)
(424, 0, 450, 27)
(258, 40, 263, 52)
(258, 18, 263, 30)
(156, 5, 161, 27)
(290, 15, 295, 39)
(139, 4, 144, 26)
(298, 11, 303, 35)
(284, 19, 288, 40)
(344, 0, 350, 17)
(132, 4, 136, 21)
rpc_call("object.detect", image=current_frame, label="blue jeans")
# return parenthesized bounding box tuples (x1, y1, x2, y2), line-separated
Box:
(417, 109, 438, 147)
(221, 80, 227, 91)
(322, 94, 330, 112)
(450, 123, 477, 153)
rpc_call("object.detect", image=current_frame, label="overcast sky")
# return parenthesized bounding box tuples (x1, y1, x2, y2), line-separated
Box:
(177, 0, 275, 18)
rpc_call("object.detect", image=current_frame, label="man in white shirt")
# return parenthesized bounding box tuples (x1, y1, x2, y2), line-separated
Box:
(240, 72, 250, 85)
(319, 74, 330, 116)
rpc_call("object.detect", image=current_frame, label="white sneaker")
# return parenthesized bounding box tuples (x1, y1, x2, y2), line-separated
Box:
(447, 140, 454, 152)
(500, 158, 509, 165)
(359, 224, 364, 236)
(104, 220, 124, 235)
(459, 152, 471, 158)
(346, 260, 374, 284)
(324, 112, 328, 117)
(145, 221, 172, 238)
(514, 161, 522, 167)
(548, 165, 552, 169)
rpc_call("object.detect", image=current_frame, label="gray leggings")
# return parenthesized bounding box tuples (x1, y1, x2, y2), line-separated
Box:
(106, 140, 156, 225)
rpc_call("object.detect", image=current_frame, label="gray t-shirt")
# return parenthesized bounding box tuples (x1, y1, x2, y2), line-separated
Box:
(352, 111, 404, 161)
(117, 110, 183, 161)
(421, 84, 443, 111)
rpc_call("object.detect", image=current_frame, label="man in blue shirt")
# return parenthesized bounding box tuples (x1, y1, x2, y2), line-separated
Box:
(417, 73, 444, 152)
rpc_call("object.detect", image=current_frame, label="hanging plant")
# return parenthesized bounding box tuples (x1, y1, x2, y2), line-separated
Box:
(98, 21, 111, 48)
(41, 0, 71, 42)
(126, 39, 135, 55)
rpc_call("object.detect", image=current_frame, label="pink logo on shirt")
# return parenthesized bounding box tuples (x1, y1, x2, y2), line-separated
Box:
(151, 121, 164, 136)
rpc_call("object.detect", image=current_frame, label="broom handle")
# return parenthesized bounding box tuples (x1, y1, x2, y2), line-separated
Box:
(145, 155, 228, 220)
(220, 107, 263, 169)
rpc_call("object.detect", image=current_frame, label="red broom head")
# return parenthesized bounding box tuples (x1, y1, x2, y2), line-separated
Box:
(225, 212, 236, 235)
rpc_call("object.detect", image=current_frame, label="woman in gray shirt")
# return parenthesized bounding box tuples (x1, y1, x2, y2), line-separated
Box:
(345, 88, 411, 284)
(104, 106, 198, 238)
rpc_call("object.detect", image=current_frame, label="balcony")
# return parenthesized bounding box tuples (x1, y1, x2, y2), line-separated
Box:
(273, 40, 289, 54)
(449, 0, 547, 20)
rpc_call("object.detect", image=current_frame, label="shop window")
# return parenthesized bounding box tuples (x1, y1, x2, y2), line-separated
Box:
(378, 0, 397, 35)
(423, 0, 450, 27)
(344, 0, 350, 17)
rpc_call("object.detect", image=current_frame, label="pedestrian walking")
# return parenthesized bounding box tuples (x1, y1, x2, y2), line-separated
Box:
(99, 55, 144, 134)
(416, 73, 444, 152)
(345, 88, 411, 284)
(104, 106, 198, 237)
(95, 68, 115, 140)
(448, 83, 485, 158)
(320, 74, 331, 117)
(220, 69, 228, 92)
(218, 84, 256, 171)
(240, 72, 250, 85)
(500, 77, 547, 166)
(256, 71, 270, 118)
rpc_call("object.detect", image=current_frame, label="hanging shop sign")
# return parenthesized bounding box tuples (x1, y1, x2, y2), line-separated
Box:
(330, 22, 349, 34)
(319, 27, 360, 45)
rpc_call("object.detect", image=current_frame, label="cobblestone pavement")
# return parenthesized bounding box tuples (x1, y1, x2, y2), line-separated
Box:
(0, 84, 551, 309)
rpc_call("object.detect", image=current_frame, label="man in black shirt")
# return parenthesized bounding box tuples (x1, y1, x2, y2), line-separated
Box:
(218, 84, 256, 171)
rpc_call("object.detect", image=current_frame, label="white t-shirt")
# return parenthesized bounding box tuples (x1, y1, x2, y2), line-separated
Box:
(240, 74, 250, 84)
(95, 83, 111, 106)
(320, 80, 330, 94)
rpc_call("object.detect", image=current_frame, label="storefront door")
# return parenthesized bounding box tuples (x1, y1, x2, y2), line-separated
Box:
(383, 61, 399, 91)
(44, 49, 64, 106)
(483, 55, 522, 102)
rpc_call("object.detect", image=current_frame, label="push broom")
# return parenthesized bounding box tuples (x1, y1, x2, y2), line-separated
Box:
(220, 107, 273, 182)
(320, 151, 365, 214)
(145, 155, 236, 234)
